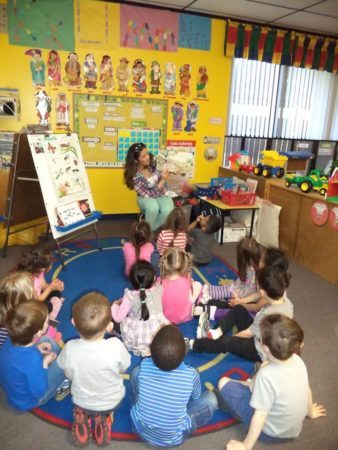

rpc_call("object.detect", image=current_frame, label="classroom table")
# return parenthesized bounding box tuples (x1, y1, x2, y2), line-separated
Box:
(198, 197, 260, 245)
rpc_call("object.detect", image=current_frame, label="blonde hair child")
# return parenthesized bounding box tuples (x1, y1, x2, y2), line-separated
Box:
(160, 247, 202, 324)
(0, 272, 34, 348)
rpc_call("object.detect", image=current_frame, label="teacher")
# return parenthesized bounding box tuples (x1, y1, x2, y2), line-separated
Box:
(124, 142, 174, 232)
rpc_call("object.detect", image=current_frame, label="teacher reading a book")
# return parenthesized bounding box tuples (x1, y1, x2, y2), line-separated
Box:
(124, 142, 174, 232)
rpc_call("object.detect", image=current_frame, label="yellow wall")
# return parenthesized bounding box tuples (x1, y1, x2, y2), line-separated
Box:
(0, 1, 232, 215)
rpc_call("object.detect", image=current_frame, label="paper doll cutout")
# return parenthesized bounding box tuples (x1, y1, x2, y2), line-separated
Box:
(64, 52, 81, 87)
(47, 50, 62, 87)
(25, 49, 45, 87)
(164, 62, 176, 95)
(150, 60, 162, 94)
(179, 64, 191, 97)
(184, 102, 199, 132)
(55, 93, 70, 127)
(35, 90, 51, 126)
(100, 55, 114, 91)
(83, 53, 97, 90)
(116, 57, 130, 92)
(196, 66, 208, 98)
(171, 102, 184, 131)
(132, 59, 147, 93)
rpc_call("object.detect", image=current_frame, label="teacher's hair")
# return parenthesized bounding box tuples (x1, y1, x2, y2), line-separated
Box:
(124, 142, 147, 189)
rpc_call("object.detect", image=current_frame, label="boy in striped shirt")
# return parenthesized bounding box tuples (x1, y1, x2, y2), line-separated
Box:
(130, 325, 217, 447)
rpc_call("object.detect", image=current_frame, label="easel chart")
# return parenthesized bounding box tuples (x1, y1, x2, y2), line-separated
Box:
(74, 94, 168, 167)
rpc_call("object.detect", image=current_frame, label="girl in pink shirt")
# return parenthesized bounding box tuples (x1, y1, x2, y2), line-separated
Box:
(160, 247, 202, 324)
(123, 221, 154, 277)
(17, 247, 64, 322)
(156, 207, 188, 256)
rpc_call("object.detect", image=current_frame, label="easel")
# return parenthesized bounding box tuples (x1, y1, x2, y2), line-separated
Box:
(2, 131, 101, 266)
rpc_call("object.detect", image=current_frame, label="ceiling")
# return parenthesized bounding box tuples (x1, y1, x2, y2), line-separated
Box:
(118, 0, 338, 37)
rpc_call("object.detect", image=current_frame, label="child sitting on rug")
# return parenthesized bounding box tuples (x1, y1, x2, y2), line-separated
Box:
(58, 292, 131, 447)
(196, 246, 290, 320)
(156, 207, 188, 256)
(0, 301, 66, 411)
(130, 324, 217, 447)
(18, 247, 64, 321)
(160, 247, 203, 324)
(188, 213, 222, 265)
(195, 237, 260, 320)
(111, 260, 168, 356)
(222, 314, 326, 450)
(0, 271, 62, 347)
(187, 266, 293, 362)
(228, 247, 290, 312)
(123, 220, 154, 277)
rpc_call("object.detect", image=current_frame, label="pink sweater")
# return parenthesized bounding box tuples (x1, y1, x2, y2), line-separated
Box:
(161, 275, 193, 324)
(123, 242, 154, 277)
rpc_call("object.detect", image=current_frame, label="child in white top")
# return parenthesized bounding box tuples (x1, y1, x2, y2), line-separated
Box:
(18, 247, 64, 321)
(58, 292, 131, 447)
(122, 220, 154, 277)
(156, 207, 188, 256)
(160, 247, 202, 324)
(221, 314, 326, 450)
(111, 260, 168, 356)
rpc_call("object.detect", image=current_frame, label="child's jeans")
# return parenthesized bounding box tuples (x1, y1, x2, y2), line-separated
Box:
(35, 335, 65, 406)
(219, 381, 294, 443)
(129, 365, 216, 432)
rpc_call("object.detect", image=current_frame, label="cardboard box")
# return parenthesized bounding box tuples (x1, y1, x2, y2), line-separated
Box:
(218, 223, 247, 243)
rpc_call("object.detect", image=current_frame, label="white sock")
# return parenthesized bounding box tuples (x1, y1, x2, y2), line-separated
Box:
(209, 327, 223, 340)
(209, 305, 217, 320)
(193, 305, 204, 316)
(189, 339, 195, 350)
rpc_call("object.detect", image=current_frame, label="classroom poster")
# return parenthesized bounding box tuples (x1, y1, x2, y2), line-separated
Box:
(7, 0, 74, 50)
(178, 14, 211, 51)
(120, 4, 179, 51)
(157, 140, 196, 179)
(28, 133, 96, 239)
(75, 0, 119, 49)
(74, 94, 168, 167)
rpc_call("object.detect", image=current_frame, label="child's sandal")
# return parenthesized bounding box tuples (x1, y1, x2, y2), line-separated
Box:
(72, 406, 92, 447)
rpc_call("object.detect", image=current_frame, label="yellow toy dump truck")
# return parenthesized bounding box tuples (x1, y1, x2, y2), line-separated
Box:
(254, 150, 288, 178)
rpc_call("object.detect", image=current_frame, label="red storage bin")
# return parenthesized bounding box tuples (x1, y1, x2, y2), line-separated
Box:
(221, 190, 256, 206)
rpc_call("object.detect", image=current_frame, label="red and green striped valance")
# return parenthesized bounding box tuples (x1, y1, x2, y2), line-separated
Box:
(225, 20, 338, 73)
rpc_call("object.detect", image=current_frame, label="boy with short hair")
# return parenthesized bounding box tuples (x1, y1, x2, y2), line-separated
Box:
(0, 301, 65, 411)
(188, 213, 221, 264)
(57, 292, 131, 447)
(189, 266, 293, 362)
(220, 314, 326, 449)
(130, 324, 217, 447)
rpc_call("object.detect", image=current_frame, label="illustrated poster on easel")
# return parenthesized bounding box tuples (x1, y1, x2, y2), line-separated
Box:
(28, 133, 97, 240)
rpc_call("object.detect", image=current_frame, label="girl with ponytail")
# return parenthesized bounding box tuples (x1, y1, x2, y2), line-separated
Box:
(111, 260, 168, 356)
(123, 220, 154, 277)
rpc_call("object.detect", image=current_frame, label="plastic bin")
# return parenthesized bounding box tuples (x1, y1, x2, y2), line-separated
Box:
(220, 190, 256, 206)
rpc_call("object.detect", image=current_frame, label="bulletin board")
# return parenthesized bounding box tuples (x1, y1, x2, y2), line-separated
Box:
(73, 94, 168, 167)
(27, 133, 97, 240)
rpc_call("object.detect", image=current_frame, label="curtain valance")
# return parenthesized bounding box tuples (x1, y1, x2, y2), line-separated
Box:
(225, 20, 338, 73)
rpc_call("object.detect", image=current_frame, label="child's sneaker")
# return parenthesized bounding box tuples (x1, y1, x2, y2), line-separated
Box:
(72, 406, 92, 446)
(93, 413, 113, 446)
(198, 284, 211, 304)
(55, 378, 71, 401)
(197, 312, 211, 339)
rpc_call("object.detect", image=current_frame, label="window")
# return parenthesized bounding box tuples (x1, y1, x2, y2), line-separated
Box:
(227, 58, 338, 140)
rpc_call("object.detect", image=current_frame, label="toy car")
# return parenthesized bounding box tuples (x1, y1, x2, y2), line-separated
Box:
(285, 169, 328, 196)
(254, 150, 288, 178)
(239, 163, 255, 173)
